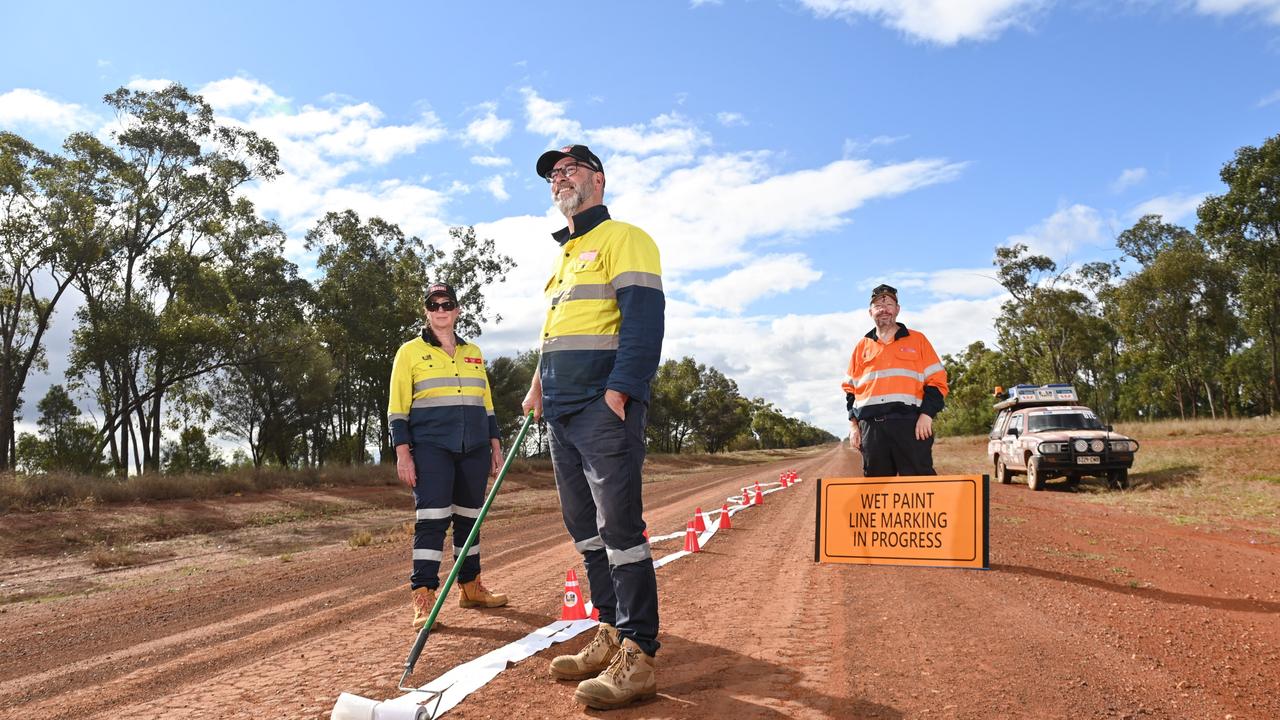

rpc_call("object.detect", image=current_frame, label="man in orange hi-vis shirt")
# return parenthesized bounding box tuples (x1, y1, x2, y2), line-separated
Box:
(842, 284, 949, 476)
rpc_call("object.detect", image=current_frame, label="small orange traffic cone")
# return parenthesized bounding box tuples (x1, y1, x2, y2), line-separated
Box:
(753, 487, 763, 505)
(779, 472, 789, 488)
(683, 522, 701, 553)
(719, 503, 732, 529)
(692, 507, 706, 532)
(643, 528, 649, 540)
(560, 568, 589, 620)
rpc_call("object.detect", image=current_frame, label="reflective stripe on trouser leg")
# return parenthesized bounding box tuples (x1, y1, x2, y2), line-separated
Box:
(549, 395, 660, 656)
(449, 444, 492, 584)
(409, 443, 493, 588)
(550, 418, 616, 627)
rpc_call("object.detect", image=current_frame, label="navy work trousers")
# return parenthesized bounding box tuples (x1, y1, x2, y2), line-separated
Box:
(409, 443, 491, 590)
(859, 416, 936, 477)
(548, 395, 660, 656)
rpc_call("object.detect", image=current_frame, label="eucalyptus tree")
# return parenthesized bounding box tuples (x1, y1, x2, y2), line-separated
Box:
(68, 84, 280, 474)
(0, 132, 113, 469)
(1111, 216, 1238, 419)
(1198, 133, 1280, 414)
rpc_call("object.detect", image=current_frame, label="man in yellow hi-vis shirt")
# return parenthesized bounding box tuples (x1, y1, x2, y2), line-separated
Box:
(522, 145, 663, 711)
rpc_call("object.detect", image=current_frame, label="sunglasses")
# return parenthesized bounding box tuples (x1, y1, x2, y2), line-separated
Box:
(426, 300, 458, 312)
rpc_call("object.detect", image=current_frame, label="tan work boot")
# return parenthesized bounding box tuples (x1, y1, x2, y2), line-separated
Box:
(549, 622, 620, 680)
(458, 576, 508, 608)
(411, 587, 443, 631)
(573, 638, 657, 710)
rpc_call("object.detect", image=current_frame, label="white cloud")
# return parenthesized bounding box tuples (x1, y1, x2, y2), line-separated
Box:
(464, 106, 513, 146)
(1127, 191, 1207, 224)
(797, 0, 1045, 44)
(843, 134, 909, 157)
(683, 254, 823, 313)
(0, 88, 99, 133)
(1258, 88, 1280, 107)
(1109, 167, 1148, 193)
(880, 268, 1005, 299)
(485, 175, 510, 202)
(125, 77, 175, 92)
(612, 152, 966, 278)
(198, 77, 287, 112)
(471, 155, 512, 167)
(1191, 0, 1280, 24)
(521, 88, 583, 140)
(1005, 204, 1107, 260)
(522, 89, 712, 156)
(716, 111, 748, 127)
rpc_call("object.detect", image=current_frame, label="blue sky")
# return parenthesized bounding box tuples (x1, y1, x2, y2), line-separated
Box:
(2, 0, 1279, 439)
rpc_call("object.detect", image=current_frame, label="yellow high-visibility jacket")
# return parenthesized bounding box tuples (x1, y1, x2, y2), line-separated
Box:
(388, 333, 499, 453)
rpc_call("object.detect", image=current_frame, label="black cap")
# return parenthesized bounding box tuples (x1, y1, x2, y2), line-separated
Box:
(870, 284, 898, 304)
(425, 282, 457, 304)
(536, 144, 604, 179)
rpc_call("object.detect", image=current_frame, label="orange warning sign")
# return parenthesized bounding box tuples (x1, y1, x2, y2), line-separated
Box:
(814, 475, 988, 569)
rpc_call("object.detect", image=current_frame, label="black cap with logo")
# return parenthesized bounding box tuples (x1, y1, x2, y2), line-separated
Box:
(536, 144, 604, 179)
(870, 284, 898, 304)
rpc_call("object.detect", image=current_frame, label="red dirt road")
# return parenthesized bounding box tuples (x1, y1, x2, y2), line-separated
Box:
(2, 445, 1278, 719)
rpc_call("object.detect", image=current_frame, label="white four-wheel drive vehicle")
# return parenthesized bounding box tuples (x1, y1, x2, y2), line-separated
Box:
(987, 384, 1138, 491)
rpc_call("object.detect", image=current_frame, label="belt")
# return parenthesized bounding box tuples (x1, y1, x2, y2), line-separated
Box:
(867, 412, 919, 422)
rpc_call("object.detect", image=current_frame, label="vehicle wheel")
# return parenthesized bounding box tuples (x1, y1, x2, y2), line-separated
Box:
(995, 457, 1012, 484)
(1026, 457, 1045, 491)
(1108, 468, 1129, 490)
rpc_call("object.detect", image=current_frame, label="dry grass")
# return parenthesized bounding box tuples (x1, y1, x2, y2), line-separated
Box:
(88, 544, 153, 569)
(937, 415, 1280, 535)
(347, 530, 374, 548)
(0, 463, 398, 513)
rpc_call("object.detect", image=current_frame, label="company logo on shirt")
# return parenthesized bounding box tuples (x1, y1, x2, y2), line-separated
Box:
(578, 250, 598, 261)
(464, 357, 483, 365)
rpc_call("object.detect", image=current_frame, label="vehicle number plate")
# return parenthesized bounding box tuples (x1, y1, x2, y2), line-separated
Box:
(1076, 456, 1100, 464)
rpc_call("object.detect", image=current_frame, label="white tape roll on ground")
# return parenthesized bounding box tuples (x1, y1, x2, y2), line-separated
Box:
(331, 692, 431, 720)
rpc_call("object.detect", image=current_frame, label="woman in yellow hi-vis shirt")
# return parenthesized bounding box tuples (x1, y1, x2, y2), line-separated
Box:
(388, 282, 508, 630)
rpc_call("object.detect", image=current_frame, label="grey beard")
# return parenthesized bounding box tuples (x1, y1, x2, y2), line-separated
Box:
(555, 186, 587, 216)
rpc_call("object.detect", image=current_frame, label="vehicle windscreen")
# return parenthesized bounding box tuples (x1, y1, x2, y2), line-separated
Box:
(1027, 412, 1103, 432)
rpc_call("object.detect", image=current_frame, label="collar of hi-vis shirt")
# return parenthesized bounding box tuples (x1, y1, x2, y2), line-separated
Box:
(551, 204, 610, 245)
(864, 322, 910, 345)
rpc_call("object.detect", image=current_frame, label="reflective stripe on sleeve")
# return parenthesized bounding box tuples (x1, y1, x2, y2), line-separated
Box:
(605, 541, 653, 566)
(611, 271, 663, 291)
(388, 412, 408, 423)
(922, 362, 945, 378)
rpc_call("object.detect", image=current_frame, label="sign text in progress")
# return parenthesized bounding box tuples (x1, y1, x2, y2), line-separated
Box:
(815, 475, 988, 569)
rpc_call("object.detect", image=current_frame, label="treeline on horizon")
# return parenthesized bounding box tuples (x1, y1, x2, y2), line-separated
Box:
(1, 83, 833, 479)
(935, 134, 1279, 437)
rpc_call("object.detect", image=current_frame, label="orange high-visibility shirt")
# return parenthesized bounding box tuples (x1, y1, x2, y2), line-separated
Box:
(842, 323, 948, 420)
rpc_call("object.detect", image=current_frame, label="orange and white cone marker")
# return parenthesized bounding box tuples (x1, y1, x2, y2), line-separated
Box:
(560, 568, 589, 621)
(753, 487, 763, 505)
(683, 522, 701, 553)
(692, 507, 706, 533)
(718, 503, 732, 529)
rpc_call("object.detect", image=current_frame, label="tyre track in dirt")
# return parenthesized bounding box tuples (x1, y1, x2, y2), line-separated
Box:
(3, 444, 1277, 719)
(0, 451, 830, 719)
